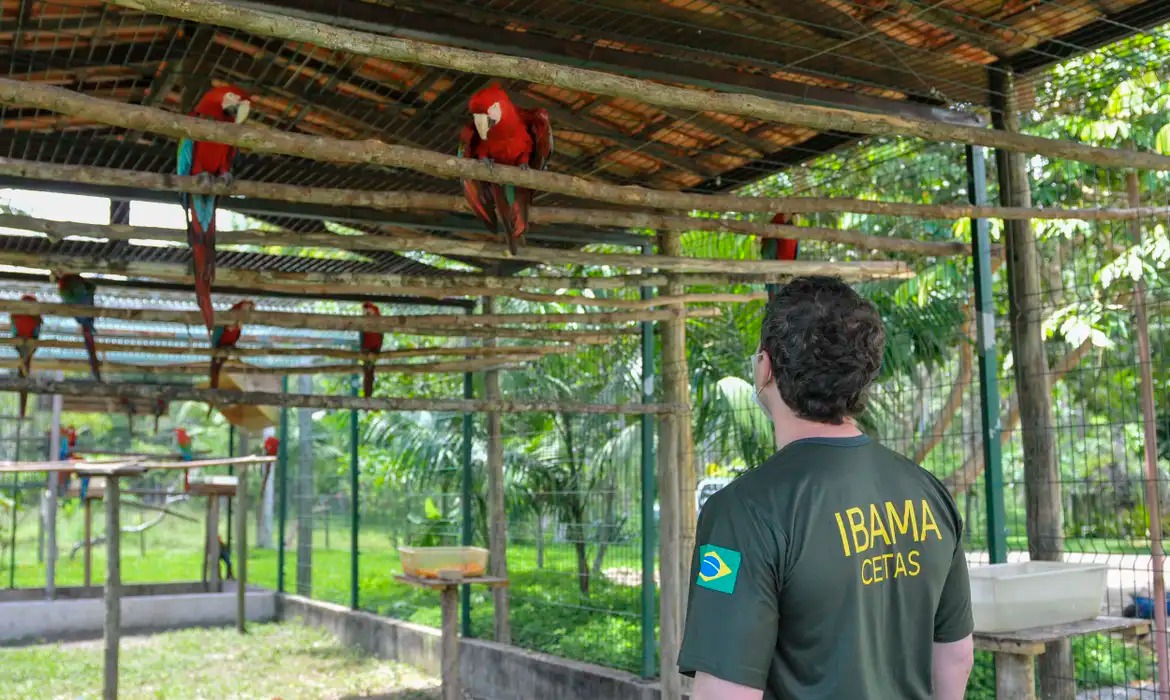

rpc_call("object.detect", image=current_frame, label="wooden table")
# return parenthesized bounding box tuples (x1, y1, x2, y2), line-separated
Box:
(395, 574, 509, 700)
(974, 616, 1151, 699)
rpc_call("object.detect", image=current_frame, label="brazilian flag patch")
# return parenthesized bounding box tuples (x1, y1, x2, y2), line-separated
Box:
(696, 544, 741, 594)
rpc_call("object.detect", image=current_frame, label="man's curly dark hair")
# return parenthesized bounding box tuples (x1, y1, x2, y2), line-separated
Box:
(760, 275, 885, 425)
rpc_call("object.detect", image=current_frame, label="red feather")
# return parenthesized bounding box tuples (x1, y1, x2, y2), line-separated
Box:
(359, 302, 383, 398)
(81, 326, 101, 383)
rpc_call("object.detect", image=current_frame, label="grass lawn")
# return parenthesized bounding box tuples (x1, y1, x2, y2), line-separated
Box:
(0, 623, 439, 700)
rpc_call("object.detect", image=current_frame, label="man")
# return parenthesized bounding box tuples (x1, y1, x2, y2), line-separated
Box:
(678, 276, 974, 700)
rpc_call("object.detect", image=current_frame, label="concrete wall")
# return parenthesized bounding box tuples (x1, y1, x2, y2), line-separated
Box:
(278, 594, 675, 700)
(0, 585, 276, 644)
(0, 581, 210, 602)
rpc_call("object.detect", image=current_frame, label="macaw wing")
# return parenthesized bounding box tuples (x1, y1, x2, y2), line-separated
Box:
(211, 326, 225, 348)
(458, 122, 499, 233)
(521, 108, 553, 170)
(177, 138, 195, 177)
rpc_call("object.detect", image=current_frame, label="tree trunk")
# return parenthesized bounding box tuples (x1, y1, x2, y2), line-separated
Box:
(296, 375, 315, 598)
(535, 511, 545, 569)
(993, 68, 1072, 700)
(574, 536, 591, 597)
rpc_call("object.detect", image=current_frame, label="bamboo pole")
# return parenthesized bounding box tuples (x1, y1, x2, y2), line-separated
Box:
(0, 168, 970, 255)
(2, 158, 1165, 226)
(107, 0, 1170, 172)
(0, 299, 723, 336)
(0, 212, 906, 275)
(482, 297, 509, 643)
(0, 376, 684, 415)
(0, 356, 538, 377)
(0, 250, 908, 292)
(0, 336, 585, 361)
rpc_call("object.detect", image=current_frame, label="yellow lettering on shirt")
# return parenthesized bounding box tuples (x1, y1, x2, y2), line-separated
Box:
(832, 499, 945, 586)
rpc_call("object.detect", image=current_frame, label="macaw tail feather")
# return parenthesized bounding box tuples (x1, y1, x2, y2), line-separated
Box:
(493, 183, 531, 254)
(17, 346, 32, 420)
(210, 355, 225, 390)
(362, 361, 376, 398)
(188, 211, 217, 332)
(122, 397, 135, 440)
(81, 326, 101, 382)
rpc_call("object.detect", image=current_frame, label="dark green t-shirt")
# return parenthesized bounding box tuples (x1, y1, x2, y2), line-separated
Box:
(677, 434, 973, 699)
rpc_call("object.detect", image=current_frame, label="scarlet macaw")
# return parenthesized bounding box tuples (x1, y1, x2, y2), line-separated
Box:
(209, 299, 252, 392)
(11, 293, 42, 420)
(177, 84, 252, 333)
(458, 83, 553, 254)
(261, 434, 279, 499)
(359, 302, 383, 398)
(762, 212, 799, 301)
(55, 273, 101, 381)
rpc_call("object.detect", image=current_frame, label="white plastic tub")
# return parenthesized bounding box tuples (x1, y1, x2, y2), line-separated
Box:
(969, 561, 1107, 633)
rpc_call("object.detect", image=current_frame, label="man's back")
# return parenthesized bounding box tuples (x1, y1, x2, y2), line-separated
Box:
(678, 435, 972, 699)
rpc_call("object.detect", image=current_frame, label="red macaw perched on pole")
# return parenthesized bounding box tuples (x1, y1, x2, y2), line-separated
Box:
(359, 302, 383, 398)
(11, 293, 42, 420)
(176, 427, 194, 491)
(55, 273, 101, 381)
(261, 434, 279, 500)
(762, 212, 799, 301)
(177, 84, 252, 333)
(209, 299, 252, 393)
(458, 83, 553, 255)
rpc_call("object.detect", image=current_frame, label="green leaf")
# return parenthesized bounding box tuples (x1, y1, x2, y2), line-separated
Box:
(1154, 123, 1170, 155)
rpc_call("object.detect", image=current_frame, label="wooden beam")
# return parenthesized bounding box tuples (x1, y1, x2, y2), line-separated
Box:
(0, 250, 909, 291)
(0, 162, 979, 254)
(105, 0, 1170, 172)
(0, 356, 535, 376)
(0, 91, 1152, 250)
(0, 376, 684, 415)
(0, 299, 721, 334)
(0, 213, 947, 272)
(0, 336, 583, 361)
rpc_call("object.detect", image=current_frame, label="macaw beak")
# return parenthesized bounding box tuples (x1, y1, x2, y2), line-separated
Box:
(473, 113, 490, 140)
(234, 101, 250, 124)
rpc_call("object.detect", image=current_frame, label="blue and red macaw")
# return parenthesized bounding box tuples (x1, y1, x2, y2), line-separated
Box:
(177, 84, 252, 333)
(458, 83, 553, 255)
(55, 273, 101, 382)
(359, 301, 383, 398)
(11, 293, 42, 420)
(210, 299, 252, 394)
(176, 427, 194, 491)
(762, 212, 799, 301)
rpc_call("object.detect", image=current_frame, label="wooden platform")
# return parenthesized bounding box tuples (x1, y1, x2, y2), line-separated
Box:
(394, 574, 509, 590)
(187, 475, 238, 497)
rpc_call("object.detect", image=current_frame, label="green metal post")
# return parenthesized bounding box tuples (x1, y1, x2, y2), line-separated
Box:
(966, 145, 1008, 564)
(640, 243, 658, 678)
(460, 366, 474, 637)
(277, 376, 290, 593)
(350, 376, 360, 610)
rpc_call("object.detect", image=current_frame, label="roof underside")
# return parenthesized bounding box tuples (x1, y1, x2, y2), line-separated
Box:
(1, 0, 1168, 300)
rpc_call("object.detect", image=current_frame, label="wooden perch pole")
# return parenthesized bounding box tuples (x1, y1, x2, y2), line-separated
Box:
(0, 158, 1162, 226)
(0, 250, 908, 291)
(0, 299, 721, 334)
(0, 79, 1162, 229)
(109, 0, 1170, 172)
(0, 356, 535, 377)
(0, 212, 924, 274)
(0, 376, 684, 415)
(0, 336, 585, 361)
(0, 163, 976, 254)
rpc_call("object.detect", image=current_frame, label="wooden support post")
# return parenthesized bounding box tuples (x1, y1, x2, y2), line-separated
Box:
(654, 233, 683, 700)
(84, 498, 93, 588)
(45, 388, 62, 600)
(991, 67, 1071, 699)
(440, 584, 460, 700)
(995, 652, 1037, 700)
(205, 496, 221, 592)
(102, 474, 121, 700)
(236, 465, 248, 634)
(482, 296, 510, 644)
(296, 375, 314, 597)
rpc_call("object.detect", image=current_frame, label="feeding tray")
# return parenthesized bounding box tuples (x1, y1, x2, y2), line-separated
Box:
(65, 476, 105, 500)
(971, 561, 1108, 633)
(198, 365, 279, 431)
(187, 475, 239, 497)
(398, 546, 489, 579)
